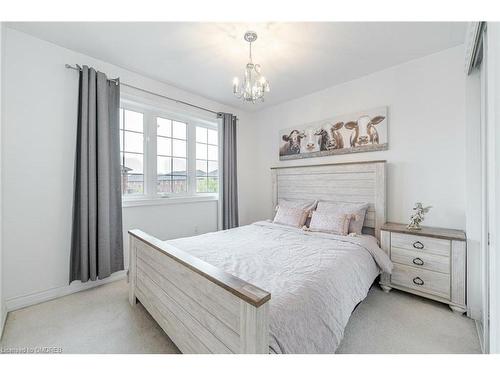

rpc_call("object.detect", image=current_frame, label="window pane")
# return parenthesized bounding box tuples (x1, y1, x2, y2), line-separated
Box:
(157, 117, 171, 137)
(157, 177, 172, 194)
(172, 176, 187, 193)
(196, 160, 207, 176)
(172, 139, 186, 157)
(207, 177, 219, 193)
(119, 109, 124, 129)
(207, 129, 218, 145)
(157, 156, 172, 175)
(157, 136, 172, 156)
(120, 109, 143, 198)
(173, 121, 187, 139)
(121, 150, 143, 196)
(123, 152, 143, 174)
(124, 109, 143, 132)
(208, 161, 218, 176)
(208, 145, 218, 161)
(119, 130, 124, 151)
(196, 126, 207, 143)
(122, 173, 143, 195)
(196, 143, 207, 158)
(197, 178, 208, 193)
(124, 131, 143, 153)
(172, 157, 187, 175)
(156, 119, 186, 195)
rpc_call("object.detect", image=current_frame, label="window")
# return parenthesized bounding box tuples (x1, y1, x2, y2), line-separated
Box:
(120, 109, 144, 195)
(196, 126, 219, 193)
(119, 99, 220, 203)
(157, 118, 187, 194)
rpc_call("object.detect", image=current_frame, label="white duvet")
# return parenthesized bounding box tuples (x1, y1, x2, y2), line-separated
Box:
(165, 221, 393, 354)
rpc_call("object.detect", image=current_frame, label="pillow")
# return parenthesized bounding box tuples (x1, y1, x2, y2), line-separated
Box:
(316, 201, 369, 234)
(277, 198, 318, 212)
(273, 206, 309, 228)
(308, 211, 352, 235)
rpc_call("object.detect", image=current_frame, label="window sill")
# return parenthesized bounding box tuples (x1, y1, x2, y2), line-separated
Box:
(122, 195, 218, 208)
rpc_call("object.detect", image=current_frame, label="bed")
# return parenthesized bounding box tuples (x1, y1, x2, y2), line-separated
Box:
(128, 160, 389, 354)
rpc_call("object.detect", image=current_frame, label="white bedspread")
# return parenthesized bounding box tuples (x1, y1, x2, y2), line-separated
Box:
(165, 221, 392, 354)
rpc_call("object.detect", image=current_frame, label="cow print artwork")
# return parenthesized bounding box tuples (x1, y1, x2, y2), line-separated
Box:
(279, 106, 388, 160)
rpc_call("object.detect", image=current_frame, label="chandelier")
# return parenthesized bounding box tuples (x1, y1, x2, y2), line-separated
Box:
(232, 31, 270, 103)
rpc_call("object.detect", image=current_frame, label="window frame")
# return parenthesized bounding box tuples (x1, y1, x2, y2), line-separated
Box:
(155, 116, 189, 196)
(195, 125, 220, 194)
(120, 95, 221, 206)
(119, 105, 147, 197)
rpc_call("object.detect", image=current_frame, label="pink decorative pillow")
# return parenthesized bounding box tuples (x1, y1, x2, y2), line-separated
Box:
(273, 206, 309, 228)
(277, 199, 318, 212)
(316, 202, 369, 234)
(308, 211, 352, 235)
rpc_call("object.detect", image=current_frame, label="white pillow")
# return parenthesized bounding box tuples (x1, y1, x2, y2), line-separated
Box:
(316, 201, 369, 234)
(273, 206, 309, 228)
(277, 198, 318, 212)
(308, 211, 352, 235)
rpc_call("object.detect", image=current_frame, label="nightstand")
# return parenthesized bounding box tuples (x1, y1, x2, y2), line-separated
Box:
(379, 222, 467, 314)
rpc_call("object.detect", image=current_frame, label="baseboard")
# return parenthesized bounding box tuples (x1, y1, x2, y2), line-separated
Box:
(5, 270, 128, 312)
(0, 305, 7, 340)
(475, 319, 485, 353)
(468, 306, 482, 320)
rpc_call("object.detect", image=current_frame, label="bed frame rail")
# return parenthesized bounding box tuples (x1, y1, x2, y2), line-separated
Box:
(128, 229, 271, 354)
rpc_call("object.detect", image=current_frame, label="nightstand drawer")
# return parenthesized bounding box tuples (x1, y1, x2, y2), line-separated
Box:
(391, 247, 450, 274)
(391, 232, 450, 256)
(391, 264, 450, 299)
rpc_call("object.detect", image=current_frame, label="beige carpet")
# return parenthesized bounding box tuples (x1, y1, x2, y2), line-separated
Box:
(0, 280, 480, 354)
(336, 287, 481, 354)
(0, 279, 180, 354)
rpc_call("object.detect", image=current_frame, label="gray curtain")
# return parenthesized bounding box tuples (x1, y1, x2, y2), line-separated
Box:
(219, 113, 239, 229)
(70, 66, 123, 283)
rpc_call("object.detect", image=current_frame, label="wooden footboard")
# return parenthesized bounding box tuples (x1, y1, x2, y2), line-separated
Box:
(128, 230, 271, 354)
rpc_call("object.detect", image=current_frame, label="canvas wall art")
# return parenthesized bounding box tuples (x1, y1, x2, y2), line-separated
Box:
(279, 107, 388, 160)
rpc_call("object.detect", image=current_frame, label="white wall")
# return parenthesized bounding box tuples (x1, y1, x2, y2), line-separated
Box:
(122, 200, 219, 265)
(0, 22, 6, 336)
(1, 28, 255, 309)
(248, 45, 467, 231)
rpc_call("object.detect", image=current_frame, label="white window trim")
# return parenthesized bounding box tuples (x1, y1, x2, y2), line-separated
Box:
(120, 95, 221, 206)
(122, 195, 218, 208)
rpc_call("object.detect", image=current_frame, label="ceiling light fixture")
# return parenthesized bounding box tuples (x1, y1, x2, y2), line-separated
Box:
(232, 31, 270, 103)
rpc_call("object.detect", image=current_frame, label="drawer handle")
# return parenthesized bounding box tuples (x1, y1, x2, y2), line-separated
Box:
(412, 257, 424, 266)
(413, 277, 424, 286)
(413, 241, 424, 250)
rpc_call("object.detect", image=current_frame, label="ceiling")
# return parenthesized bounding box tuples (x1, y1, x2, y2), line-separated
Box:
(7, 22, 467, 111)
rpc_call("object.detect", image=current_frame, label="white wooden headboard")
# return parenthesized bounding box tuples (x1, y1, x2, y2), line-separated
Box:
(271, 160, 386, 240)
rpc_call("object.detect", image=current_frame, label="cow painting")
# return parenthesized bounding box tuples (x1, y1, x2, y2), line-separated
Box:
(327, 122, 344, 150)
(279, 107, 387, 160)
(311, 122, 344, 151)
(344, 115, 386, 147)
(280, 130, 305, 156)
(314, 128, 329, 151)
(302, 128, 322, 153)
(367, 116, 385, 144)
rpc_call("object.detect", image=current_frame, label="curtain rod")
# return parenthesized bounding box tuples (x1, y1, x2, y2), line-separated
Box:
(65, 64, 220, 116)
